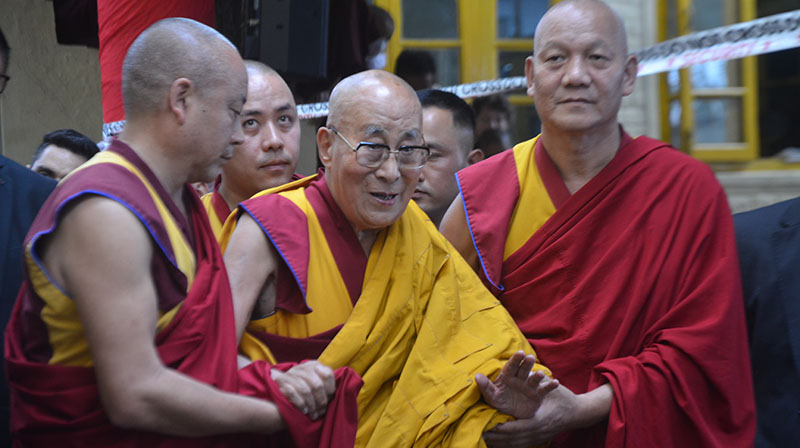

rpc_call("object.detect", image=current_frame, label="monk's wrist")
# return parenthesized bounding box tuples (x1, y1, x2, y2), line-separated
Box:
(571, 383, 613, 430)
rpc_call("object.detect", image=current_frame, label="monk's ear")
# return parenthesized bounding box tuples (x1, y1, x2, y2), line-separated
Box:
(467, 149, 484, 165)
(317, 126, 334, 168)
(168, 78, 193, 125)
(524, 55, 535, 99)
(622, 53, 638, 97)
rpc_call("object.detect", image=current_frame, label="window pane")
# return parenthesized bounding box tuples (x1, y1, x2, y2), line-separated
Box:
(667, 70, 679, 95)
(498, 51, 530, 78)
(497, 0, 549, 39)
(403, 0, 458, 39)
(669, 100, 682, 149)
(512, 103, 540, 144)
(690, 60, 741, 88)
(693, 98, 743, 143)
(667, 0, 678, 38)
(691, 0, 738, 31)
(403, 47, 461, 87)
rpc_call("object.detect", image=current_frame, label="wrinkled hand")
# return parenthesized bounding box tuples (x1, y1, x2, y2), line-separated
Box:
(271, 361, 336, 420)
(476, 351, 559, 419)
(483, 380, 585, 448)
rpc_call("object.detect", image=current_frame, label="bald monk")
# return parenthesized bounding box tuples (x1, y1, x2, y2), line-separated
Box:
(440, 1, 756, 447)
(4, 18, 360, 446)
(221, 70, 558, 446)
(202, 61, 302, 239)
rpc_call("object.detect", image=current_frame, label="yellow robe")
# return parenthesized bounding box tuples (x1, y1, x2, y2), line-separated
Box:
(220, 174, 550, 447)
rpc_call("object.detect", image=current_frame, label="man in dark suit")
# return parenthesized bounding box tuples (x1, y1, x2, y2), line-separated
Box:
(735, 197, 800, 447)
(0, 26, 57, 444)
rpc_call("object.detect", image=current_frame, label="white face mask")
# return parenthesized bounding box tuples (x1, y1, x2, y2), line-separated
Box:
(366, 40, 388, 70)
(366, 51, 387, 70)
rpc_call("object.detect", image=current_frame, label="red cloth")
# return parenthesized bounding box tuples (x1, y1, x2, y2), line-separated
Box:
(238, 173, 367, 361)
(457, 136, 756, 447)
(97, 0, 215, 124)
(5, 147, 360, 446)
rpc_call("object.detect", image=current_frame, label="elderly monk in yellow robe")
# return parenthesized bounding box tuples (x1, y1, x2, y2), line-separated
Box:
(201, 61, 302, 239)
(221, 70, 556, 446)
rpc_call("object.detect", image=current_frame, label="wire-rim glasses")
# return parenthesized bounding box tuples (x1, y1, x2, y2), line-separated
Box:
(329, 126, 429, 170)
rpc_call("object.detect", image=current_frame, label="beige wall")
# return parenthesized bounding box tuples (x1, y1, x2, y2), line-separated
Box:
(608, 0, 660, 140)
(0, 0, 103, 165)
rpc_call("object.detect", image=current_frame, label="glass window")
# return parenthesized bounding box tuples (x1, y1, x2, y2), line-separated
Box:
(667, 70, 680, 95)
(403, 0, 459, 39)
(669, 100, 682, 149)
(690, 60, 741, 88)
(497, 0, 548, 39)
(691, 0, 738, 31)
(693, 98, 743, 143)
(404, 47, 461, 87)
(498, 51, 531, 78)
(512, 104, 540, 143)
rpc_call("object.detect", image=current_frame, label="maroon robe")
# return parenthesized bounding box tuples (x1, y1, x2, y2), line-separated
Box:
(5, 140, 361, 447)
(457, 134, 756, 447)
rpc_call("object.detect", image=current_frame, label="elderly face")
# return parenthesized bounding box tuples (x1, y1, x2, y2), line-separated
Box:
(222, 70, 300, 198)
(320, 79, 424, 234)
(413, 106, 470, 225)
(525, 1, 636, 134)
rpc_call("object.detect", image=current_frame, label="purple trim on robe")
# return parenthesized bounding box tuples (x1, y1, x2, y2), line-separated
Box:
(18, 140, 195, 363)
(455, 149, 520, 295)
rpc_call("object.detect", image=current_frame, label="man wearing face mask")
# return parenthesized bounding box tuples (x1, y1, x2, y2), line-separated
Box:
(364, 5, 393, 70)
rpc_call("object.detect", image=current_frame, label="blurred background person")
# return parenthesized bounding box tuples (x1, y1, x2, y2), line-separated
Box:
(29, 129, 98, 180)
(395, 49, 437, 91)
(474, 129, 508, 160)
(472, 94, 513, 149)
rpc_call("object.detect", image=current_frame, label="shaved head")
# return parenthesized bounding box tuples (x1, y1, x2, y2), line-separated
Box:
(328, 69, 421, 130)
(244, 60, 278, 78)
(534, 0, 628, 56)
(122, 18, 240, 118)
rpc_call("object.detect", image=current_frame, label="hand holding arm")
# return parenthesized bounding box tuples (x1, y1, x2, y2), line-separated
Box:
(482, 381, 613, 448)
(476, 351, 559, 419)
(270, 361, 336, 420)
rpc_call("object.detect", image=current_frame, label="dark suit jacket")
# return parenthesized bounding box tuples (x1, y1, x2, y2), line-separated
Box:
(735, 197, 800, 448)
(0, 155, 56, 441)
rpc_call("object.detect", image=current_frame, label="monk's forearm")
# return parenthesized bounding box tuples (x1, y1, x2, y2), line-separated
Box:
(570, 383, 613, 430)
(103, 366, 284, 437)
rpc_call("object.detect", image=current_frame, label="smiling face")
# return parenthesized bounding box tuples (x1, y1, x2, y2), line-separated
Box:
(320, 72, 424, 235)
(525, 0, 636, 135)
(220, 67, 300, 203)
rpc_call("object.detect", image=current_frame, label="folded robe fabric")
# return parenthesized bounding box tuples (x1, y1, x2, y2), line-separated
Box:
(5, 141, 360, 447)
(456, 131, 756, 447)
(221, 172, 551, 447)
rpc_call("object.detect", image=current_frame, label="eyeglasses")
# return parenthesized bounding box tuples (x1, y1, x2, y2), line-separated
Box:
(0, 75, 9, 94)
(329, 126, 429, 170)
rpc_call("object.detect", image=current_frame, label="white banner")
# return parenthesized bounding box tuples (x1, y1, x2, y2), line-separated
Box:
(102, 9, 800, 134)
(635, 9, 800, 76)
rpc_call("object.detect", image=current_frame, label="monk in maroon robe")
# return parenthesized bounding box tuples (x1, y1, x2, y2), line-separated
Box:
(4, 18, 359, 447)
(441, 1, 756, 447)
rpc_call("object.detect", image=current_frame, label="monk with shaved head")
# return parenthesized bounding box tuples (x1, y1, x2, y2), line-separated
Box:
(201, 61, 303, 239)
(221, 69, 557, 445)
(441, 1, 756, 446)
(4, 18, 360, 446)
